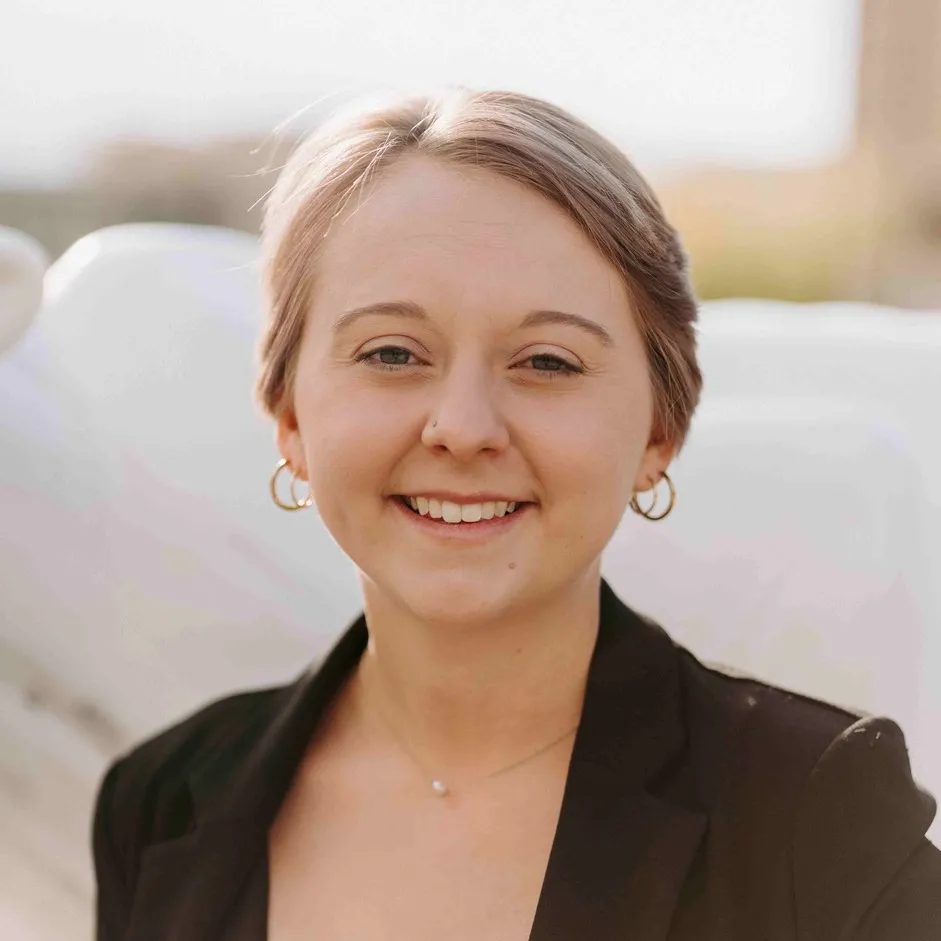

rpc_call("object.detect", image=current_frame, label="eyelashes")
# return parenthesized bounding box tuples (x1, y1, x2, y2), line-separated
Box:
(354, 346, 585, 377)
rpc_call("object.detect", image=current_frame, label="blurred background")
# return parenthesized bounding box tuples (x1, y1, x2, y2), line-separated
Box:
(3, 0, 940, 306)
(2, 1, 941, 939)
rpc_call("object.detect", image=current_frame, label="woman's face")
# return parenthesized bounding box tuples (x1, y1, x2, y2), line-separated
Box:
(277, 155, 671, 624)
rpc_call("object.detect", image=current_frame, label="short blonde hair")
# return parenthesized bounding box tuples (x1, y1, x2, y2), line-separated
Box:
(257, 88, 702, 449)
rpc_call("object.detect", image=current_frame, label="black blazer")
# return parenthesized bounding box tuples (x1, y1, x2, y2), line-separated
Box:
(92, 580, 941, 940)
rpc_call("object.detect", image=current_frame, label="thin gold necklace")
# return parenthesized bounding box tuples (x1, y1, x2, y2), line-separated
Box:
(356, 663, 580, 798)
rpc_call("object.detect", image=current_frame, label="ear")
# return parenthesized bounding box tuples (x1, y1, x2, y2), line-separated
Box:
(275, 406, 308, 481)
(632, 438, 675, 494)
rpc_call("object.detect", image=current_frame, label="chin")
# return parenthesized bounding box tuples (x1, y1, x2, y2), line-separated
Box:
(370, 564, 537, 628)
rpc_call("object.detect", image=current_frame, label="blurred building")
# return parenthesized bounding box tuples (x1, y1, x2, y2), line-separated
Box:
(854, 0, 941, 305)
(658, 0, 941, 307)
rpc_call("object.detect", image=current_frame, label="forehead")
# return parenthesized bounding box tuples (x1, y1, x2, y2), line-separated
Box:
(310, 154, 631, 323)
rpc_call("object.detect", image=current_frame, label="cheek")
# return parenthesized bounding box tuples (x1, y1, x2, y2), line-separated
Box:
(293, 375, 406, 495)
(526, 390, 651, 497)
(557, 431, 644, 557)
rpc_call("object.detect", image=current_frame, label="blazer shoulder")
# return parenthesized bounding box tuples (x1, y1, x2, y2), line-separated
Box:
(673, 645, 940, 938)
(670, 646, 879, 870)
(793, 715, 939, 939)
(116, 681, 289, 787)
(91, 679, 299, 936)
(95, 678, 297, 851)
(676, 645, 870, 791)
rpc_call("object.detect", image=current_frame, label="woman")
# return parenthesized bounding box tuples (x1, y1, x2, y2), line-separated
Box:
(92, 88, 941, 940)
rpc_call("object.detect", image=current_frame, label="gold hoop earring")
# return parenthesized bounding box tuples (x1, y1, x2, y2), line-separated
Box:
(630, 471, 676, 522)
(270, 459, 313, 511)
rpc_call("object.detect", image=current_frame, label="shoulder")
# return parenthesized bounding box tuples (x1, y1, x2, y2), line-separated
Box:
(112, 681, 288, 794)
(676, 646, 871, 792)
(92, 678, 296, 859)
(792, 714, 940, 938)
(90, 680, 300, 934)
(674, 646, 941, 938)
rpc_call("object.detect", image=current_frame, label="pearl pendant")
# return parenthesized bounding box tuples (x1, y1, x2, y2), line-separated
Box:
(431, 779, 449, 797)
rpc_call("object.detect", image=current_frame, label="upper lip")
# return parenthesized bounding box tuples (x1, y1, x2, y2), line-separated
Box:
(396, 491, 533, 504)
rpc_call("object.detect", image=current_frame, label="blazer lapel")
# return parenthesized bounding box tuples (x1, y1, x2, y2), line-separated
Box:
(125, 614, 370, 941)
(529, 582, 706, 941)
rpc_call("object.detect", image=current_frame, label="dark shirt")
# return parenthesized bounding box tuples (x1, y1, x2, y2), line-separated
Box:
(92, 580, 941, 940)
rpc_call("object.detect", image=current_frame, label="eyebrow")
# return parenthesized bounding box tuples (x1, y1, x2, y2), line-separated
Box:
(333, 301, 614, 347)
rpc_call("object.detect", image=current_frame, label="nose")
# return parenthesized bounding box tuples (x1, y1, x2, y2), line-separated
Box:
(421, 359, 510, 460)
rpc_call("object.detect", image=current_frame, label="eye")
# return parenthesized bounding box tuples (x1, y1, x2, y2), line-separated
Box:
(518, 353, 584, 377)
(355, 346, 421, 370)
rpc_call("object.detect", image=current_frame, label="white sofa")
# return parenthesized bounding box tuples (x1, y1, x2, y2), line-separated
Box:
(0, 226, 47, 354)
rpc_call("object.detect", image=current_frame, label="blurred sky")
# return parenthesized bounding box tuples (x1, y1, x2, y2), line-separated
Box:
(2, 0, 860, 186)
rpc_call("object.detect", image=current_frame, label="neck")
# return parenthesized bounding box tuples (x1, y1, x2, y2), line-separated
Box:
(352, 569, 602, 779)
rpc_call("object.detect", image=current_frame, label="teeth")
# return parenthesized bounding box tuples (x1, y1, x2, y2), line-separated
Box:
(461, 504, 482, 523)
(402, 496, 523, 523)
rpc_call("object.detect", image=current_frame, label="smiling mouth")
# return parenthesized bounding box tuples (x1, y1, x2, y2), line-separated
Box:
(394, 495, 529, 524)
